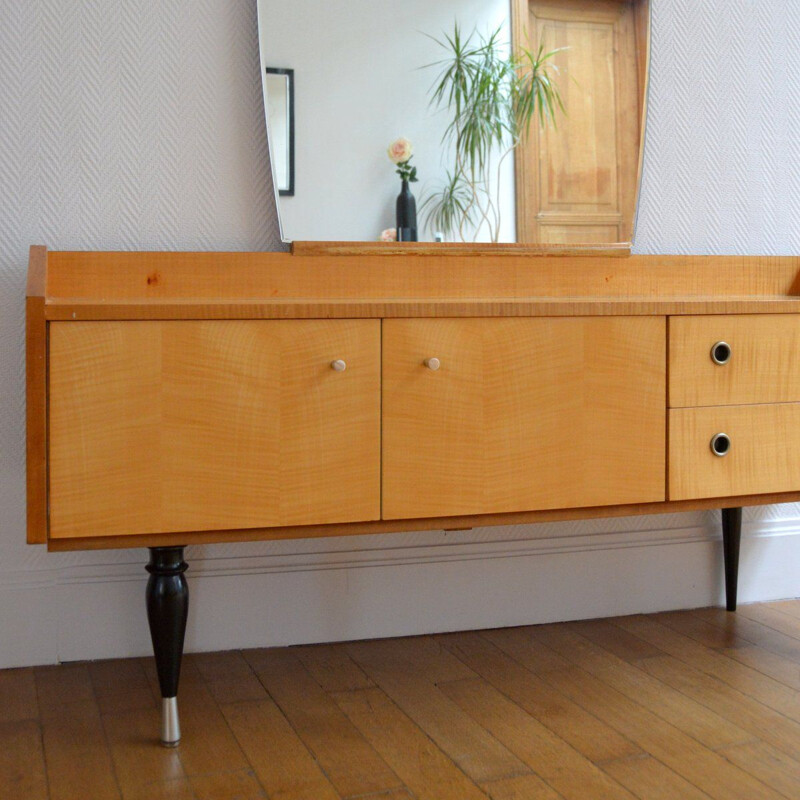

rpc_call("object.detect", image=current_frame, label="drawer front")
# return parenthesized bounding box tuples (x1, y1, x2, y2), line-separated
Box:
(669, 404, 800, 500)
(382, 317, 666, 520)
(49, 320, 381, 539)
(669, 314, 800, 407)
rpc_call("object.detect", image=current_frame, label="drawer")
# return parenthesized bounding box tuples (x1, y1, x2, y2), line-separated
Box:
(669, 314, 800, 407)
(669, 403, 800, 500)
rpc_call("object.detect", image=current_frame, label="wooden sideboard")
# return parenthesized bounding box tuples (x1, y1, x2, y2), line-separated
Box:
(26, 245, 800, 744)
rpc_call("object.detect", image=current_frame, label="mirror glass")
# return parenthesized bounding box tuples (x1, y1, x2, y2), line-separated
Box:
(258, 0, 650, 246)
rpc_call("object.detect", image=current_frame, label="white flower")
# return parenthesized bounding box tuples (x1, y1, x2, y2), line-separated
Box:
(379, 228, 397, 242)
(387, 138, 413, 164)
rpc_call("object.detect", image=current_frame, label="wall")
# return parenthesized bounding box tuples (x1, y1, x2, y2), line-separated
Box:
(635, 0, 800, 254)
(258, 0, 515, 242)
(1, 0, 799, 669)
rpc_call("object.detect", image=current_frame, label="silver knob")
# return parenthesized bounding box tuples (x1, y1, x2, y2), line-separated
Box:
(711, 341, 731, 365)
(424, 357, 441, 371)
(330, 359, 346, 372)
(710, 433, 731, 457)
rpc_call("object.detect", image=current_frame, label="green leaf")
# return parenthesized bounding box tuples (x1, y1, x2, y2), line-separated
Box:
(420, 170, 479, 239)
(422, 22, 565, 238)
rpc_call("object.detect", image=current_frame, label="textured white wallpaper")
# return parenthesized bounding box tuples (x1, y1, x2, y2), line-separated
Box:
(0, 0, 284, 576)
(635, 0, 800, 255)
(1, 0, 799, 665)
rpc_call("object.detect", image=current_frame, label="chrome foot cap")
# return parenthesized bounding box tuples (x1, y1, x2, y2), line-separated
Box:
(160, 696, 180, 747)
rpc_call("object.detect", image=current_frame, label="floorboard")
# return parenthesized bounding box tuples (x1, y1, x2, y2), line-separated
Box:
(3, 603, 800, 799)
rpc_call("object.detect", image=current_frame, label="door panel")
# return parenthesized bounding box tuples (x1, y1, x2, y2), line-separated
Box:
(49, 320, 381, 538)
(517, 0, 643, 244)
(382, 317, 665, 519)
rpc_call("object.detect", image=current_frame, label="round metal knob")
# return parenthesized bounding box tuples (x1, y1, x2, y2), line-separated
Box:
(711, 341, 731, 365)
(710, 433, 731, 457)
(330, 359, 346, 372)
(424, 357, 441, 371)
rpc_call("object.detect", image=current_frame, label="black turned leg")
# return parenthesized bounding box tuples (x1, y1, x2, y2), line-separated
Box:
(146, 546, 189, 746)
(722, 507, 742, 612)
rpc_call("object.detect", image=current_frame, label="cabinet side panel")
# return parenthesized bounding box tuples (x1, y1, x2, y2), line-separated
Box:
(26, 297, 48, 543)
(26, 246, 48, 544)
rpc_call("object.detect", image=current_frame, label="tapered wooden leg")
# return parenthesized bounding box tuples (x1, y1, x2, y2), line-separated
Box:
(722, 507, 742, 612)
(146, 546, 189, 746)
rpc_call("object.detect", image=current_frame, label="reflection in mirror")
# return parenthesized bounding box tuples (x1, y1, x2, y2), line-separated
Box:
(258, 0, 649, 247)
(264, 68, 294, 196)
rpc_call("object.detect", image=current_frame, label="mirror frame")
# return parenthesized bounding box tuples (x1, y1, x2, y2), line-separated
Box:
(264, 67, 295, 197)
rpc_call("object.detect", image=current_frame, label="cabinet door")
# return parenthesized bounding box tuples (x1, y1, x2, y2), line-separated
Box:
(382, 318, 665, 520)
(49, 320, 380, 539)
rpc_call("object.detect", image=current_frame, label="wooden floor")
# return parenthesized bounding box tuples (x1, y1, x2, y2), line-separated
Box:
(5, 603, 800, 799)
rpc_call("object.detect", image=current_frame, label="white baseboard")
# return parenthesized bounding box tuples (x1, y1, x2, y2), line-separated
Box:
(2, 515, 799, 669)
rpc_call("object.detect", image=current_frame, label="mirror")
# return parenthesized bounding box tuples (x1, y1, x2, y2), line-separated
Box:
(258, 0, 650, 247)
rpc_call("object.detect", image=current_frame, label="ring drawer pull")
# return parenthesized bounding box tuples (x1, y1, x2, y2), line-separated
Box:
(710, 433, 731, 457)
(711, 341, 732, 365)
(424, 357, 441, 371)
(330, 359, 347, 372)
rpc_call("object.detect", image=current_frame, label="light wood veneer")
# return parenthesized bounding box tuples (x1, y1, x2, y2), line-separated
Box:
(670, 314, 800, 407)
(26, 246, 800, 549)
(26, 246, 47, 545)
(42, 251, 800, 303)
(49, 320, 381, 539)
(670, 403, 800, 501)
(383, 317, 665, 519)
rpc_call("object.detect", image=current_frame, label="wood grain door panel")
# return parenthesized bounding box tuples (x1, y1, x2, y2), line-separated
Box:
(382, 317, 665, 519)
(517, 0, 643, 244)
(49, 320, 381, 538)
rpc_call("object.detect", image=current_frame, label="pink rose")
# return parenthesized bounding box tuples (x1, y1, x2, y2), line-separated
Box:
(387, 138, 413, 164)
(379, 228, 397, 242)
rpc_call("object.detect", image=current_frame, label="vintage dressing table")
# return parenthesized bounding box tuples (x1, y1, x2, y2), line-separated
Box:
(26, 242, 800, 743)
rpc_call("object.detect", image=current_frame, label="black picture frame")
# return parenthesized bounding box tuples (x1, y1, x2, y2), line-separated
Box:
(265, 67, 295, 196)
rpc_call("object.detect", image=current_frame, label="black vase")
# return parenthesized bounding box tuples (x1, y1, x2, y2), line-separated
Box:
(396, 180, 418, 242)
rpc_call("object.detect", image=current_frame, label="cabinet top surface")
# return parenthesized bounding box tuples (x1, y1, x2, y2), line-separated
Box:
(28, 247, 800, 320)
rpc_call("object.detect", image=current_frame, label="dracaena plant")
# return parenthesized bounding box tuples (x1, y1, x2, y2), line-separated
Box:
(421, 24, 565, 242)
